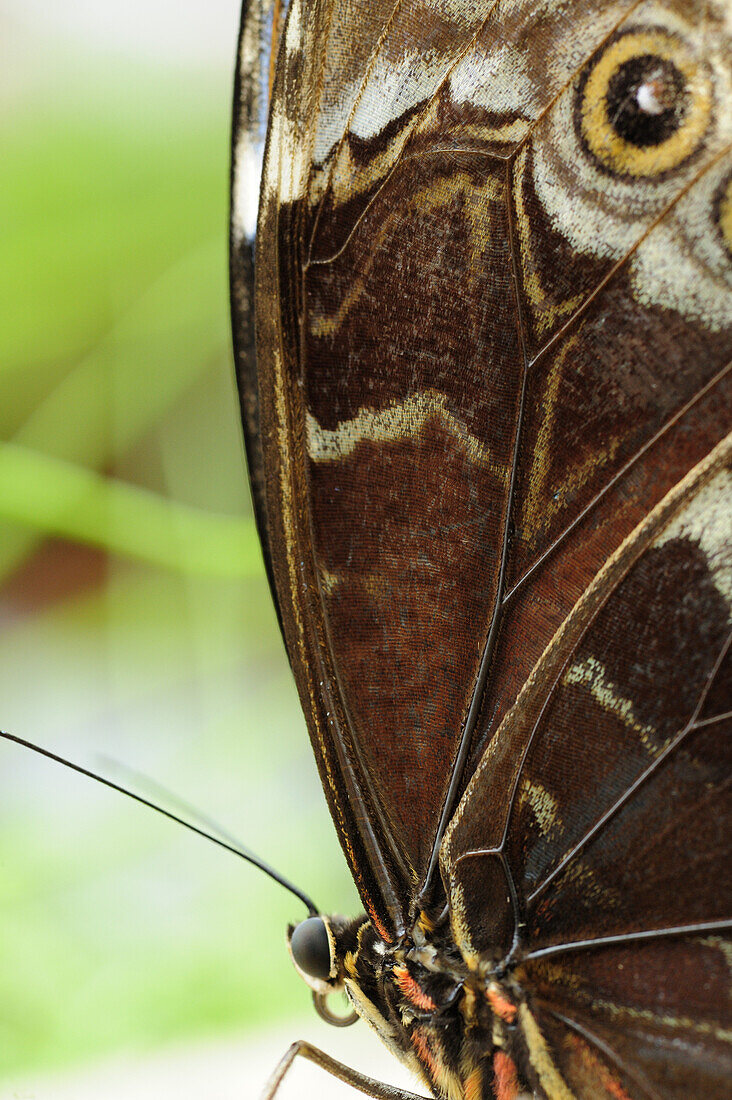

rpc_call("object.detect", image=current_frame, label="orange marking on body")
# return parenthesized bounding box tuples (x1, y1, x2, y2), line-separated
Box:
(568, 1034, 633, 1100)
(411, 1027, 442, 1083)
(393, 965, 437, 1011)
(464, 1065, 483, 1100)
(486, 984, 517, 1023)
(493, 1050, 520, 1100)
(366, 902, 392, 944)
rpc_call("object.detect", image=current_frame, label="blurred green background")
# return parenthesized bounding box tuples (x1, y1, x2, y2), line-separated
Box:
(0, 3, 362, 1094)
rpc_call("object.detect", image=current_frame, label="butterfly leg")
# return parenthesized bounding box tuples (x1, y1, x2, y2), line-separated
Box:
(262, 1040, 430, 1099)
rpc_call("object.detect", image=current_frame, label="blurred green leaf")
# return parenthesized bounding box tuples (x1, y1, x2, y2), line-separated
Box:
(0, 442, 260, 576)
(0, 36, 358, 1088)
(0, 236, 232, 578)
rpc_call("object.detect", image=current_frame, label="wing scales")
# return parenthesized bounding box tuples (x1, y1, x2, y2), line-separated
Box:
(234, 0, 732, 937)
(442, 438, 732, 1097)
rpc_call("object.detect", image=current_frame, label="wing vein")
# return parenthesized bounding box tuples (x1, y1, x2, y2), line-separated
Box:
(526, 628, 732, 906)
(525, 143, 732, 377)
(510, 0, 647, 159)
(524, 920, 732, 962)
(418, 155, 532, 904)
(307, 0, 503, 260)
(502, 362, 732, 607)
(541, 1007, 663, 1100)
(495, 440, 731, 893)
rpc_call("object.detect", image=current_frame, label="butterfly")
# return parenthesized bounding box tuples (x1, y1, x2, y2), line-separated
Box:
(230, 0, 732, 1097)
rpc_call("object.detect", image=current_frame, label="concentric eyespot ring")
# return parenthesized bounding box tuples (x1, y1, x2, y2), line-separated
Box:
(576, 29, 712, 178)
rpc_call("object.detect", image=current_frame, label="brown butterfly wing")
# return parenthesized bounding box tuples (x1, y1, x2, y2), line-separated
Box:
(452, 0, 732, 833)
(230, 0, 289, 627)
(237, 0, 519, 936)
(232, 0, 732, 940)
(442, 440, 732, 1098)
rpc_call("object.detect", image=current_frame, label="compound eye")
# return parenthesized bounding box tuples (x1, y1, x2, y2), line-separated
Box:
(290, 917, 332, 981)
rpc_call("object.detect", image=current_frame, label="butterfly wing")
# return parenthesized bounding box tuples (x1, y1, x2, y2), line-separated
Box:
(231, 0, 732, 938)
(442, 438, 732, 1098)
(231, 0, 294, 624)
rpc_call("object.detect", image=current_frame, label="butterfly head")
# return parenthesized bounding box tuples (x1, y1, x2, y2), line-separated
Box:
(288, 914, 342, 987)
(287, 913, 363, 1027)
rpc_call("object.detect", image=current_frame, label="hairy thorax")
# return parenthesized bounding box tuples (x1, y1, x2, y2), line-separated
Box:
(337, 913, 529, 1100)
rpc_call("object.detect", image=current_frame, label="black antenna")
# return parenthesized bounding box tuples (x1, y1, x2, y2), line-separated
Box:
(1, 730, 318, 917)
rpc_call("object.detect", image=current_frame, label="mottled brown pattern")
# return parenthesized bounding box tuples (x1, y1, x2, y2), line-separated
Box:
(234, 0, 732, 930)
(230, 1, 732, 1095)
(408, 0, 643, 158)
(466, 371, 731, 780)
(443, 442, 731, 1097)
(305, 153, 519, 872)
(527, 936, 732, 1098)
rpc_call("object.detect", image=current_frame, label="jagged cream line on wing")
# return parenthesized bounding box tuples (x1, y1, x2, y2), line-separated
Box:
(306, 390, 497, 469)
(519, 780, 562, 837)
(564, 655, 657, 750)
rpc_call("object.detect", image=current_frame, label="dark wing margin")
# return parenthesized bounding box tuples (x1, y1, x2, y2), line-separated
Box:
(443, 435, 732, 1099)
(230, 0, 289, 627)
(238, 0, 413, 938)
